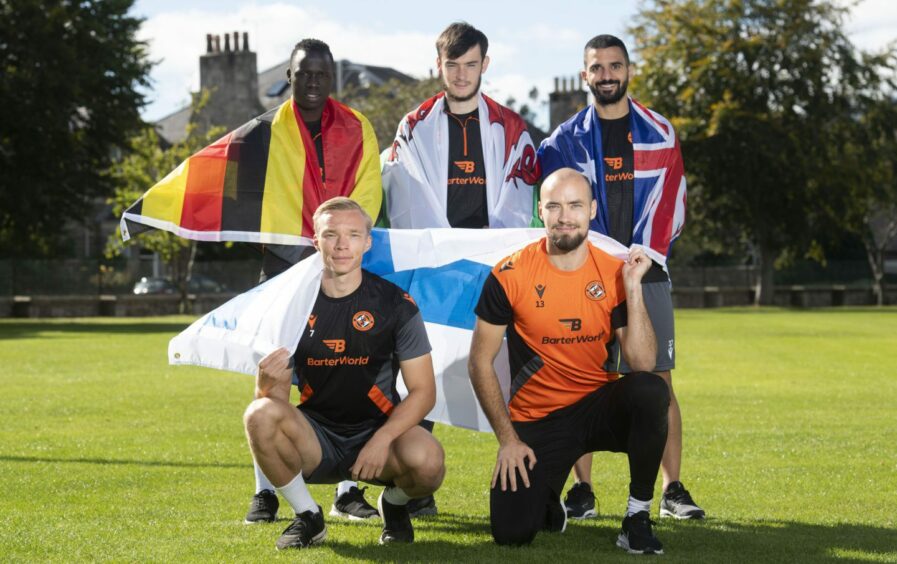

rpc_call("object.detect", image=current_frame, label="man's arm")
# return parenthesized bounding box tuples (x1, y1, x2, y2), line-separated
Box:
(469, 318, 537, 492)
(351, 352, 435, 482)
(615, 247, 657, 372)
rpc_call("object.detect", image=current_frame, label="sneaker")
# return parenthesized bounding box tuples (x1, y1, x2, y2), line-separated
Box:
(660, 481, 705, 520)
(244, 489, 279, 524)
(543, 494, 568, 533)
(329, 486, 379, 520)
(616, 511, 664, 555)
(564, 482, 598, 519)
(275, 506, 327, 550)
(406, 495, 438, 518)
(377, 490, 414, 544)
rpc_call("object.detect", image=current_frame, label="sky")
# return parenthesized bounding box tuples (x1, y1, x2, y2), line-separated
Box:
(132, 0, 897, 130)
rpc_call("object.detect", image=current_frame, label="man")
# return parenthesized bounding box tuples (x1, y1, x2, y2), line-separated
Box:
(245, 38, 384, 524)
(538, 34, 703, 521)
(381, 21, 539, 229)
(379, 21, 540, 516)
(244, 197, 445, 549)
(469, 169, 669, 554)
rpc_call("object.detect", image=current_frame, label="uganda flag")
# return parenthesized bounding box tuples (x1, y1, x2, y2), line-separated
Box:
(121, 98, 382, 245)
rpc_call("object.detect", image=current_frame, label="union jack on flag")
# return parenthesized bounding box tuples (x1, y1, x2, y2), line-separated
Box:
(537, 97, 686, 266)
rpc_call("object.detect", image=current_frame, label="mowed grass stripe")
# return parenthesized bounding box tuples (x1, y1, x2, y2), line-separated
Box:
(0, 310, 895, 562)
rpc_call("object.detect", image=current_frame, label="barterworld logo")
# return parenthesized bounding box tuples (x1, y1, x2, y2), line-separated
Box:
(541, 331, 605, 345)
(603, 156, 623, 170)
(559, 318, 582, 331)
(306, 356, 370, 367)
(454, 160, 476, 173)
(323, 339, 345, 353)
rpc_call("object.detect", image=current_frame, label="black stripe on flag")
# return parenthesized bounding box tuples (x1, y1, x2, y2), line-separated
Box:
(220, 116, 272, 234)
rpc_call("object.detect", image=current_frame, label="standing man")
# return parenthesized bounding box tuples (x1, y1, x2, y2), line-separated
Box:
(246, 38, 384, 524)
(381, 21, 539, 229)
(538, 34, 703, 521)
(379, 21, 540, 516)
(244, 198, 445, 549)
(469, 169, 669, 553)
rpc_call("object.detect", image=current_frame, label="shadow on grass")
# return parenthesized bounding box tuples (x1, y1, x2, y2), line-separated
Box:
(0, 321, 191, 339)
(321, 514, 897, 563)
(0, 454, 246, 470)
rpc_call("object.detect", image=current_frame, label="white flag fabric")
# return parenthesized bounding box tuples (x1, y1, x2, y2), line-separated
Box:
(169, 228, 630, 432)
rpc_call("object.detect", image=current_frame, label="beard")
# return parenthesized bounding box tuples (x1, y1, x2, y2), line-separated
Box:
(444, 73, 482, 104)
(589, 75, 629, 106)
(549, 228, 587, 252)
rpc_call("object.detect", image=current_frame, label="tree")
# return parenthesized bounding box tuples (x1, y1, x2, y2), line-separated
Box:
(106, 92, 225, 312)
(338, 77, 442, 152)
(630, 0, 896, 304)
(0, 0, 151, 257)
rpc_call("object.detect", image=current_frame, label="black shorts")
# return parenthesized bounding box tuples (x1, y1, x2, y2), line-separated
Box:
(299, 408, 387, 485)
(490, 372, 669, 545)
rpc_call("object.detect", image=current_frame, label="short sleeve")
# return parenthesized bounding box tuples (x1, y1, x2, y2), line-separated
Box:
(395, 310, 431, 361)
(474, 273, 513, 325)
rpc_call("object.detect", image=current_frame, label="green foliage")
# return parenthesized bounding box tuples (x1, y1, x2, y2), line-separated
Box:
(0, 0, 152, 257)
(338, 77, 443, 152)
(1, 310, 896, 561)
(630, 0, 897, 303)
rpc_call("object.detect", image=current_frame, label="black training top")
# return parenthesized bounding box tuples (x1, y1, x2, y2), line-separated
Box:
(446, 109, 488, 228)
(295, 271, 431, 435)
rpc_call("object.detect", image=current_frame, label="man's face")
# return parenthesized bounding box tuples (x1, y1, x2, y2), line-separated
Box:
(539, 175, 597, 252)
(581, 46, 630, 106)
(313, 209, 372, 276)
(288, 50, 334, 115)
(438, 44, 490, 104)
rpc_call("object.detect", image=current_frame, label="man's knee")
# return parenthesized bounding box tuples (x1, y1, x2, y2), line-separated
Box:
(491, 518, 538, 546)
(243, 397, 286, 437)
(629, 371, 671, 413)
(403, 435, 446, 491)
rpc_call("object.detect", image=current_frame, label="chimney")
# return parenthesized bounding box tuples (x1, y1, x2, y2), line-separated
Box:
(197, 31, 264, 133)
(549, 74, 587, 131)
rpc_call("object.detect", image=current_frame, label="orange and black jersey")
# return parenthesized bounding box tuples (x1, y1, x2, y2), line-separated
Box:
(446, 109, 487, 228)
(295, 271, 431, 434)
(475, 239, 628, 422)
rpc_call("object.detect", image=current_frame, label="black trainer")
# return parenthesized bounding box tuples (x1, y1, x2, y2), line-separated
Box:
(406, 495, 438, 518)
(660, 481, 706, 520)
(616, 511, 664, 555)
(275, 506, 327, 550)
(377, 490, 414, 544)
(564, 482, 598, 519)
(329, 486, 379, 520)
(244, 489, 279, 524)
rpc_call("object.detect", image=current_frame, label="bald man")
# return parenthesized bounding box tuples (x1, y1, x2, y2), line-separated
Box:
(469, 168, 670, 554)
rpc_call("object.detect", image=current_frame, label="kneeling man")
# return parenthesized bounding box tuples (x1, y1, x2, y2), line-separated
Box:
(469, 169, 669, 554)
(244, 197, 445, 550)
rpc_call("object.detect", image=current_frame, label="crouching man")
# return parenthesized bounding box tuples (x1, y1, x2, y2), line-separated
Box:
(244, 197, 445, 550)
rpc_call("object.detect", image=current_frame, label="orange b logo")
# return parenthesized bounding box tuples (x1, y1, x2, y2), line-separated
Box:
(323, 339, 345, 353)
(603, 157, 623, 170)
(454, 160, 476, 174)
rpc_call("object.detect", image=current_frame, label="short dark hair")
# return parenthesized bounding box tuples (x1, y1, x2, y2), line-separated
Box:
(583, 34, 630, 65)
(436, 22, 488, 60)
(290, 38, 333, 64)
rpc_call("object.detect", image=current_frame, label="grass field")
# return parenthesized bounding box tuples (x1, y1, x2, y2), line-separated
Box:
(1, 308, 896, 562)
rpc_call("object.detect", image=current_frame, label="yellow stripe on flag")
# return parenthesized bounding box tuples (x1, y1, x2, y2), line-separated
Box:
(141, 159, 190, 227)
(349, 109, 383, 221)
(261, 102, 304, 236)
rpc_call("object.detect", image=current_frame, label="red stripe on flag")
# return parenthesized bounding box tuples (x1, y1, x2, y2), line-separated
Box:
(322, 100, 363, 198)
(180, 154, 226, 232)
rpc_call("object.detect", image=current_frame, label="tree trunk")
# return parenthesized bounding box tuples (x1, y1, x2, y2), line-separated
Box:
(176, 242, 197, 314)
(863, 240, 885, 307)
(754, 245, 776, 306)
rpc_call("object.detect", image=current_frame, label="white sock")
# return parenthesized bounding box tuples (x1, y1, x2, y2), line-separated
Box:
(626, 495, 652, 517)
(382, 486, 411, 506)
(276, 473, 319, 515)
(254, 462, 275, 494)
(337, 480, 357, 497)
